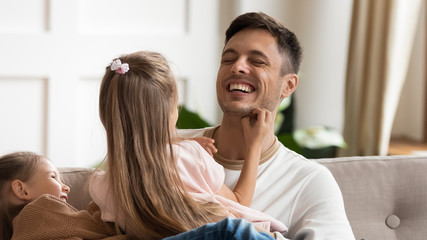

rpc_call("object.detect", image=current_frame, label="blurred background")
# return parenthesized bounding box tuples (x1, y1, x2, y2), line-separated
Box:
(0, 0, 425, 167)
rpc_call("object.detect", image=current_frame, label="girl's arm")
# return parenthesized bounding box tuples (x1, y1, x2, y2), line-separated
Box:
(217, 108, 273, 207)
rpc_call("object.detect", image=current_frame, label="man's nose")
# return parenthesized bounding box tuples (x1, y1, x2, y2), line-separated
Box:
(231, 58, 249, 74)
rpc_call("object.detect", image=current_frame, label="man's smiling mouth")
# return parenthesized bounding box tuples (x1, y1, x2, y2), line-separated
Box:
(229, 83, 254, 93)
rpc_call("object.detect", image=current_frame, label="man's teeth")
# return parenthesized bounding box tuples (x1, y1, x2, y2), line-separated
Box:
(229, 83, 253, 93)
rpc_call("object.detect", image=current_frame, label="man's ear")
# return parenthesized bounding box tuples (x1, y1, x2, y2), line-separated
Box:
(10, 180, 32, 201)
(281, 73, 298, 98)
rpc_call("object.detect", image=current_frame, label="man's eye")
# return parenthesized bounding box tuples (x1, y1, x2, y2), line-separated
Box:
(252, 60, 266, 65)
(221, 58, 235, 64)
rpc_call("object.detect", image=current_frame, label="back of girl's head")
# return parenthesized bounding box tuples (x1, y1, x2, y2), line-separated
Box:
(0, 152, 43, 240)
(99, 51, 177, 170)
(99, 51, 177, 137)
(98, 51, 226, 238)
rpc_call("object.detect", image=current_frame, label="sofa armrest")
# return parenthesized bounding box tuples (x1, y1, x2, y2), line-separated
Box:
(316, 155, 427, 240)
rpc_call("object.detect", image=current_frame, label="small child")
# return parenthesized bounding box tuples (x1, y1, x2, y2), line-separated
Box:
(90, 51, 286, 239)
(0, 151, 129, 240)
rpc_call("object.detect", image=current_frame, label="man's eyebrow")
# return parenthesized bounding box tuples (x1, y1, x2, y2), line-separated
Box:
(221, 49, 269, 59)
(248, 50, 268, 59)
(222, 49, 238, 56)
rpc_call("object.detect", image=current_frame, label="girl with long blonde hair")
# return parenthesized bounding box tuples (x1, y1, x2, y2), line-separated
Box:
(90, 51, 286, 239)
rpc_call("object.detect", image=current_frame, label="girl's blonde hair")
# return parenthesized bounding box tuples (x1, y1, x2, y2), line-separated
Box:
(0, 152, 44, 240)
(99, 51, 227, 239)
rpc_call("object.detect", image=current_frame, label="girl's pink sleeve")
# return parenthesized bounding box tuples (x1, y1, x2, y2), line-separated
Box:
(175, 141, 225, 195)
(88, 172, 117, 223)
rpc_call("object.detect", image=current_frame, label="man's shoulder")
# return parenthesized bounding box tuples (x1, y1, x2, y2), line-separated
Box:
(272, 143, 329, 176)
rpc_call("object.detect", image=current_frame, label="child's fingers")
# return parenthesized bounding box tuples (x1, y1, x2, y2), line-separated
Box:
(204, 147, 214, 156)
(251, 108, 268, 125)
(251, 108, 262, 117)
(194, 136, 214, 143)
(264, 109, 273, 125)
(191, 137, 218, 156)
(200, 142, 216, 156)
(241, 116, 250, 129)
(192, 137, 214, 146)
(201, 142, 217, 156)
(207, 143, 218, 154)
(257, 109, 266, 123)
(199, 143, 214, 156)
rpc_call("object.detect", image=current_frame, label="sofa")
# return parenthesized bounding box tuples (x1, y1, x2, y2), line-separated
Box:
(60, 154, 427, 240)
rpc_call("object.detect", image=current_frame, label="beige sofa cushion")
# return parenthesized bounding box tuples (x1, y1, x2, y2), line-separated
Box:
(59, 167, 94, 210)
(316, 155, 427, 240)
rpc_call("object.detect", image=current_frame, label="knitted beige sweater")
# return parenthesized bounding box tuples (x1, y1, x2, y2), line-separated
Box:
(12, 194, 133, 240)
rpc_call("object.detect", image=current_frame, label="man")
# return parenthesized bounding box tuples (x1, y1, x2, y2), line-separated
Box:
(180, 12, 354, 239)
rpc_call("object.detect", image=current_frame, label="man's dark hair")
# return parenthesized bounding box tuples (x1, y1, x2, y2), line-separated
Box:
(225, 12, 303, 75)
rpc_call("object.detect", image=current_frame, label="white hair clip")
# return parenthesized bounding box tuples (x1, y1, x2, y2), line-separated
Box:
(111, 59, 129, 74)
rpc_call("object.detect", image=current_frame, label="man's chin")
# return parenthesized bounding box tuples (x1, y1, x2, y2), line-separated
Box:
(221, 106, 253, 118)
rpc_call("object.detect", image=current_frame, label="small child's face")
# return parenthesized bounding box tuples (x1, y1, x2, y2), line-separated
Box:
(25, 159, 70, 202)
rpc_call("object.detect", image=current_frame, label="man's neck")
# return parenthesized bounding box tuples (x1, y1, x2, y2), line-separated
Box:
(214, 116, 275, 160)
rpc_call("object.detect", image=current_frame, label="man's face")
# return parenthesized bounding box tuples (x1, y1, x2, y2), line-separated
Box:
(216, 28, 287, 118)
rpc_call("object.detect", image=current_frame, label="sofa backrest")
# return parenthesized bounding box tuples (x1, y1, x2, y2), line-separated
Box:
(60, 155, 427, 240)
(316, 155, 427, 240)
(60, 167, 94, 211)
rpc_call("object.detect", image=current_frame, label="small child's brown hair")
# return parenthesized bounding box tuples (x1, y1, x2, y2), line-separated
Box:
(0, 152, 43, 240)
